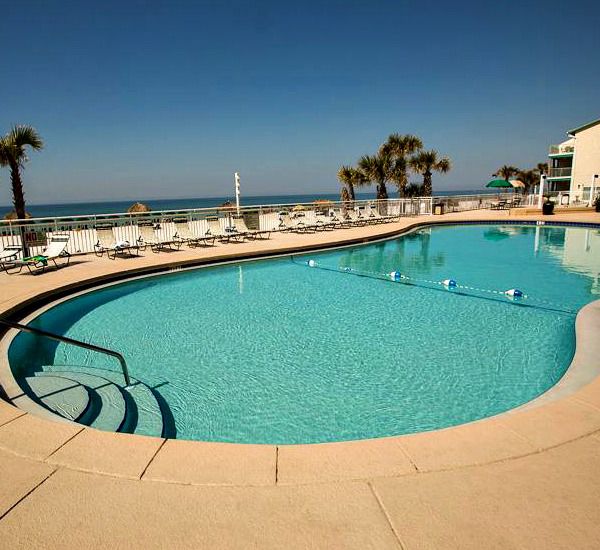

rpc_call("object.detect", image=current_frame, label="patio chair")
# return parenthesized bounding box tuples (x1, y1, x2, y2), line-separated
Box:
(94, 227, 141, 259)
(490, 199, 507, 210)
(173, 219, 216, 247)
(8, 234, 71, 274)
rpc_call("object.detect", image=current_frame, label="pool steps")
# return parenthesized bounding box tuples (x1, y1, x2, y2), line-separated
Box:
(23, 367, 164, 437)
(22, 375, 90, 422)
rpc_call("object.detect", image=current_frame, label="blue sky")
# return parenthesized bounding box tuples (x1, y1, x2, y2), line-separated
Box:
(1, 0, 599, 204)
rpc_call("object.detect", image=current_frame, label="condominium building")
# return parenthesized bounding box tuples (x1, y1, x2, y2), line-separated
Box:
(547, 117, 600, 204)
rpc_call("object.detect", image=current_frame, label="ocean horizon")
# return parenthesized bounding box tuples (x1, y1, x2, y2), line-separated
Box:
(1, 189, 499, 218)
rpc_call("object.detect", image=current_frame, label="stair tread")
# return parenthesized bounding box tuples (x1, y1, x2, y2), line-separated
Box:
(36, 370, 126, 433)
(39, 366, 163, 437)
(22, 375, 90, 422)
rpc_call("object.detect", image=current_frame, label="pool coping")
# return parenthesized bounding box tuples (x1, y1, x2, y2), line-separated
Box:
(1, 210, 600, 486)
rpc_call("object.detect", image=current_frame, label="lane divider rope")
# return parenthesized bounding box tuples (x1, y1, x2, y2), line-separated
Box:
(291, 256, 577, 315)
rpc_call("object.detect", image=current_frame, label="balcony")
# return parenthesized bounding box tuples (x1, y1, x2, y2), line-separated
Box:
(549, 144, 575, 156)
(547, 167, 572, 179)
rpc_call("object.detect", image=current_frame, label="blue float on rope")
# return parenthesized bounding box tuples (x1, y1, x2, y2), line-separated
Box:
(389, 271, 402, 281)
(505, 288, 524, 298)
(442, 279, 457, 288)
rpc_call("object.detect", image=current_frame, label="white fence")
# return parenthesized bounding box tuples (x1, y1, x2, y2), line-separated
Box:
(0, 194, 516, 257)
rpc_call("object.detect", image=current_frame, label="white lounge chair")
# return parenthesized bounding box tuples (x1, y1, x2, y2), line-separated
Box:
(9, 234, 71, 274)
(313, 212, 336, 231)
(94, 227, 141, 259)
(232, 217, 271, 239)
(340, 210, 362, 227)
(173, 220, 216, 247)
(0, 244, 23, 273)
(365, 207, 386, 223)
(278, 213, 315, 233)
(206, 217, 244, 243)
(138, 224, 182, 252)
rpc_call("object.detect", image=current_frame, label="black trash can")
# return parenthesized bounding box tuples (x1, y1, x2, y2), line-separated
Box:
(542, 202, 555, 215)
(434, 203, 444, 215)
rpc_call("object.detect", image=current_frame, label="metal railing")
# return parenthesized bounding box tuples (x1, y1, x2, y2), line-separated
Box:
(547, 167, 572, 178)
(0, 198, 433, 256)
(549, 145, 575, 155)
(0, 318, 131, 386)
(431, 192, 515, 213)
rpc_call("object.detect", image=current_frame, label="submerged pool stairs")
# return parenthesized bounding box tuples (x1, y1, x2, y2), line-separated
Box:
(20, 366, 165, 437)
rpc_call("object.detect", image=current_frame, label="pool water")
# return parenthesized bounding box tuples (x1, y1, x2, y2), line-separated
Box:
(9, 224, 600, 444)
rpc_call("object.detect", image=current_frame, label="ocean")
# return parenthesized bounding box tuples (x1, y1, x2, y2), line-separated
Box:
(1, 190, 498, 219)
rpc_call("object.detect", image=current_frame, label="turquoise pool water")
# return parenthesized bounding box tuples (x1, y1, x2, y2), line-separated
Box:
(9, 224, 600, 444)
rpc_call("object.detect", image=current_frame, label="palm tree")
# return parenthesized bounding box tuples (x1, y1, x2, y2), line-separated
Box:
(340, 186, 351, 204)
(381, 134, 423, 197)
(516, 169, 539, 193)
(357, 153, 393, 199)
(389, 156, 410, 197)
(380, 133, 423, 158)
(0, 125, 44, 220)
(496, 164, 520, 182)
(337, 165, 365, 201)
(536, 162, 548, 175)
(410, 150, 451, 196)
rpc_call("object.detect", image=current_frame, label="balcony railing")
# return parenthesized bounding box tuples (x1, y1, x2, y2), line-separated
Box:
(547, 167, 572, 178)
(549, 144, 575, 155)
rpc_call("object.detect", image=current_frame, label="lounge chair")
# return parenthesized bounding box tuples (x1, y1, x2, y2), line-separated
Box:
(278, 213, 318, 232)
(366, 207, 392, 223)
(94, 227, 141, 259)
(365, 208, 386, 224)
(173, 220, 216, 247)
(206, 217, 244, 243)
(0, 244, 23, 272)
(232, 217, 271, 239)
(8, 234, 71, 274)
(347, 210, 367, 226)
(313, 212, 336, 231)
(138, 224, 182, 252)
(331, 209, 353, 228)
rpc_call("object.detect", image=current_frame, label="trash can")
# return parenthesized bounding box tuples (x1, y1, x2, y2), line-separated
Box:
(542, 201, 555, 215)
(434, 203, 444, 215)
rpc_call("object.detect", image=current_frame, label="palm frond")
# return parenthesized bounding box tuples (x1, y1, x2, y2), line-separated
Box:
(7, 125, 44, 151)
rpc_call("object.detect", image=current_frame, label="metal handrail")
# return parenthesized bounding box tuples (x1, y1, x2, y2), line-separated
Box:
(0, 318, 131, 386)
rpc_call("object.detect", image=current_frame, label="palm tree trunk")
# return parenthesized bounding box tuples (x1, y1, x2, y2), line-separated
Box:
(9, 160, 29, 256)
(377, 182, 388, 200)
(423, 171, 432, 197)
(348, 183, 355, 201)
(9, 160, 26, 219)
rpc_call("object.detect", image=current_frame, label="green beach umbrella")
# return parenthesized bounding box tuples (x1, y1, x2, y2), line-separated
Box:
(486, 178, 512, 188)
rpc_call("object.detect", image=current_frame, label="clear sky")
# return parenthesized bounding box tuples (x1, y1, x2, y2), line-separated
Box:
(1, 0, 599, 204)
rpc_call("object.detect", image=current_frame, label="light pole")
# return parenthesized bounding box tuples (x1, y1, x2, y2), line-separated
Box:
(234, 172, 241, 216)
(537, 174, 547, 210)
(588, 174, 598, 208)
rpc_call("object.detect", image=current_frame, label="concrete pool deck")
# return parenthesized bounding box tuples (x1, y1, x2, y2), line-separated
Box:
(1, 208, 600, 548)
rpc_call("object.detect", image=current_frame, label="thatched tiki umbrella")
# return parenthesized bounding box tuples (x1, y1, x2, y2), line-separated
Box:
(3, 210, 32, 220)
(127, 202, 152, 213)
(314, 199, 333, 214)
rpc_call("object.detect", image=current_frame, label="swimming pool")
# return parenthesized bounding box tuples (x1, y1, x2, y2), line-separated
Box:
(8, 223, 600, 444)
